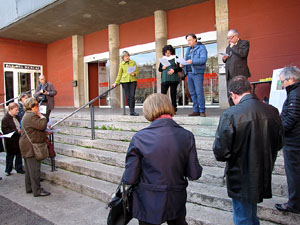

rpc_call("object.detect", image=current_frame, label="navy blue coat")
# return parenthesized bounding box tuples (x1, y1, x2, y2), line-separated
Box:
(123, 118, 202, 224)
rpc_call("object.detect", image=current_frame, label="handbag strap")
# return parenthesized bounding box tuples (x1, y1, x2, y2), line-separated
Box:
(23, 128, 34, 147)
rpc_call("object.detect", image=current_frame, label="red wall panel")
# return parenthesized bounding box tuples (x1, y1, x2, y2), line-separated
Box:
(119, 16, 155, 49)
(84, 29, 108, 56)
(0, 38, 47, 103)
(167, 1, 216, 39)
(47, 37, 73, 107)
(228, 0, 300, 99)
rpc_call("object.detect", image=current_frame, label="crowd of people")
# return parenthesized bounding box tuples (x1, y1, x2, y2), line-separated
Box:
(0, 29, 299, 225)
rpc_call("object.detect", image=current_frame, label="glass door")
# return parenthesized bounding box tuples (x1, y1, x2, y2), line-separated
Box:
(4, 71, 14, 105)
(19, 72, 31, 94)
(98, 61, 110, 106)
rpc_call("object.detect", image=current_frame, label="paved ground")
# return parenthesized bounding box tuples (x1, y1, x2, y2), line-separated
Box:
(0, 164, 139, 225)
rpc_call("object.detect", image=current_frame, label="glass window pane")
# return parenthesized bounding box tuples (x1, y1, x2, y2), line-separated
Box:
(5, 71, 14, 105)
(19, 72, 31, 94)
(130, 52, 156, 105)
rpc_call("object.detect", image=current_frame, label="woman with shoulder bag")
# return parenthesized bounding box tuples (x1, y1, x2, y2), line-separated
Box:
(19, 97, 51, 197)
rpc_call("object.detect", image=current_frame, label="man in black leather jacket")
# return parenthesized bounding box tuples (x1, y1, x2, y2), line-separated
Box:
(213, 76, 284, 224)
(275, 66, 300, 214)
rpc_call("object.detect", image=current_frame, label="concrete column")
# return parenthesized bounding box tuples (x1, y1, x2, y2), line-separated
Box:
(215, 0, 229, 108)
(72, 35, 85, 108)
(154, 10, 167, 93)
(108, 24, 120, 108)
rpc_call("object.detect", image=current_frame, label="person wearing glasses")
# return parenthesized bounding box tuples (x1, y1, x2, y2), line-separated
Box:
(222, 29, 251, 106)
(275, 66, 300, 214)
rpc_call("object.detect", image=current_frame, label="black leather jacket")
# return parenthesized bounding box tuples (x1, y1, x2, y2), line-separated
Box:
(213, 94, 284, 203)
(281, 81, 300, 150)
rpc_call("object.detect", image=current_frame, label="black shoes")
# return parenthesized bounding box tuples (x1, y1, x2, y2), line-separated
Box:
(275, 203, 300, 214)
(130, 112, 139, 116)
(34, 189, 51, 197)
(188, 112, 200, 116)
(17, 170, 25, 174)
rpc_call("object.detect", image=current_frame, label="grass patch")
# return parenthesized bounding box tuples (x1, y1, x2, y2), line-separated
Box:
(123, 139, 130, 142)
(101, 125, 107, 130)
(130, 128, 137, 132)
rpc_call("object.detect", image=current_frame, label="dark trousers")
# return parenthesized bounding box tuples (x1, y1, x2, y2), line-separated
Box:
(24, 157, 41, 196)
(5, 152, 23, 173)
(139, 216, 188, 225)
(122, 82, 137, 113)
(161, 82, 178, 110)
(283, 149, 300, 210)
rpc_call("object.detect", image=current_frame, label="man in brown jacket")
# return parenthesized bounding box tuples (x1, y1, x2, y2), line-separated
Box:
(34, 75, 57, 121)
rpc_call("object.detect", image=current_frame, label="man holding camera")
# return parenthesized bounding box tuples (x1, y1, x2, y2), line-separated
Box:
(34, 75, 57, 121)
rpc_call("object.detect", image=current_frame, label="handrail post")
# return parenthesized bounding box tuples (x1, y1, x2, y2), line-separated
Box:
(90, 103, 95, 140)
(122, 86, 126, 115)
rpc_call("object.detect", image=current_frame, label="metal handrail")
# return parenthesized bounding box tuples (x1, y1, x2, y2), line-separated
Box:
(51, 85, 119, 129)
(0, 89, 35, 106)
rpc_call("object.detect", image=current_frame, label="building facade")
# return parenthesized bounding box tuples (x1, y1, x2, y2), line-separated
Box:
(1, 0, 299, 108)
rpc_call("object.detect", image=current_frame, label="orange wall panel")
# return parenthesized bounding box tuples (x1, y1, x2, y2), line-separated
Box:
(228, 0, 300, 99)
(119, 16, 155, 49)
(167, 1, 216, 39)
(47, 37, 73, 107)
(84, 29, 108, 56)
(0, 38, 47, 103)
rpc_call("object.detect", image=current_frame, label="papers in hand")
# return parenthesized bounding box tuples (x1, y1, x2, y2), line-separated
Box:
(219, 53, 229, 57)
(177, 57, 189, 65)
(127, 66, 136, 74)
(0, 131, 15, 138)
(39, 105, 47, 114)
(159, 58, 171, 67)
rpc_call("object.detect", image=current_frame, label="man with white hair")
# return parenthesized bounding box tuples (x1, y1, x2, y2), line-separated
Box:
(222, 29, 251, 105)
(34, 75, 57, 121)
(275, 66, 300, 214)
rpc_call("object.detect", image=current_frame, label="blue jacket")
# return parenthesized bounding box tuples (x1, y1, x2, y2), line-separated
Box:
(184, 42, 207, 75)
(123, 118, 202, 224)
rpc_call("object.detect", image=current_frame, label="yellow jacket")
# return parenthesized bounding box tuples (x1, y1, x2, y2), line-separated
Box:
(115, 60, 139, 84)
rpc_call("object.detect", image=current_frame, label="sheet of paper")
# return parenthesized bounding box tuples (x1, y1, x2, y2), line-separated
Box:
(0, 131, 15, 138)
(269, 68, 286, 113)
(39, 105, 47, 114)
(219, 52, 229, 57)
(159, 58, 171, 67)
(177, 57, 189, 66)
(127, 66, 136, 74)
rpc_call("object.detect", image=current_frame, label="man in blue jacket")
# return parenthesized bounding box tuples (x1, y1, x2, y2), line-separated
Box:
(183, 33, 207, 117)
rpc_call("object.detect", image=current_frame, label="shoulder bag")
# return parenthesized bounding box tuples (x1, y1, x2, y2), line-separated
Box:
(23, 128, 49, 161)
(107, 181, 133, 225)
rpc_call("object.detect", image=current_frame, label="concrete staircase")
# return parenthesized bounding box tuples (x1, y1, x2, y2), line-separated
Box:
(0, 112, 298, 224)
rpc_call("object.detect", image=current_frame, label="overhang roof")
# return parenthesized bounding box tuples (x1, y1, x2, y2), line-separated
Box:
(0, 0, 207, 44)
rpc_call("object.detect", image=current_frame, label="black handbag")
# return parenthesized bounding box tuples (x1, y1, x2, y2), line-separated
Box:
(107, 182, 133, 225)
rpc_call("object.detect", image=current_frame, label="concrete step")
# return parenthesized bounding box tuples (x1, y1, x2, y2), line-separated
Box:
(50, 113, 220, 126)
(53, 119, 217, 137)
(55, 126, 216, 151)
(0, 153, 289, 224)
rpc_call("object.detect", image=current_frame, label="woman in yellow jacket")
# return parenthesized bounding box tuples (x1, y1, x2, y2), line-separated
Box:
(112, 51, 139, 116)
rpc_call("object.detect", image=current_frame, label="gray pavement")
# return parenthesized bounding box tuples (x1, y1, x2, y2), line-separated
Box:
(0, 164, 138, 225)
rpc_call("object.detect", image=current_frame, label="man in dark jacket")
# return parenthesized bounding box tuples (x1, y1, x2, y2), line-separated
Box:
(275, 66, 300, 214)
(213, 76, 284, 224)
(34, 75, 57, 121)
(222, 29, 251, 106)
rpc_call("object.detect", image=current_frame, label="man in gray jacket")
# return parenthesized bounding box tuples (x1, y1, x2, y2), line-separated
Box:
(34, 75, 57, 121)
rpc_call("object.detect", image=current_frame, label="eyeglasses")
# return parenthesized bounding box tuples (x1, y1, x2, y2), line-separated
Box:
(280, 78, 290, 83)
(227, 35, 235, 40)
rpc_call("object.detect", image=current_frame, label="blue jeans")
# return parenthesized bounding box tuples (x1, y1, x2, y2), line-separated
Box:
(187, 73, 205, 113)
(232, 199, 260, 225)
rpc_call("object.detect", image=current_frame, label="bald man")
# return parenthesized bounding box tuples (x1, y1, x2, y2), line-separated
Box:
(34, 75, 57, 121)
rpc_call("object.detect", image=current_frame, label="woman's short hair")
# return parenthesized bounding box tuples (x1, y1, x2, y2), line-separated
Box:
(143, 93, 175, 121)
(162, 45, 175, 56)
(24, 97, 38, 111)
(7, 102, 19, 111)
(121, 51, 130, 60)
